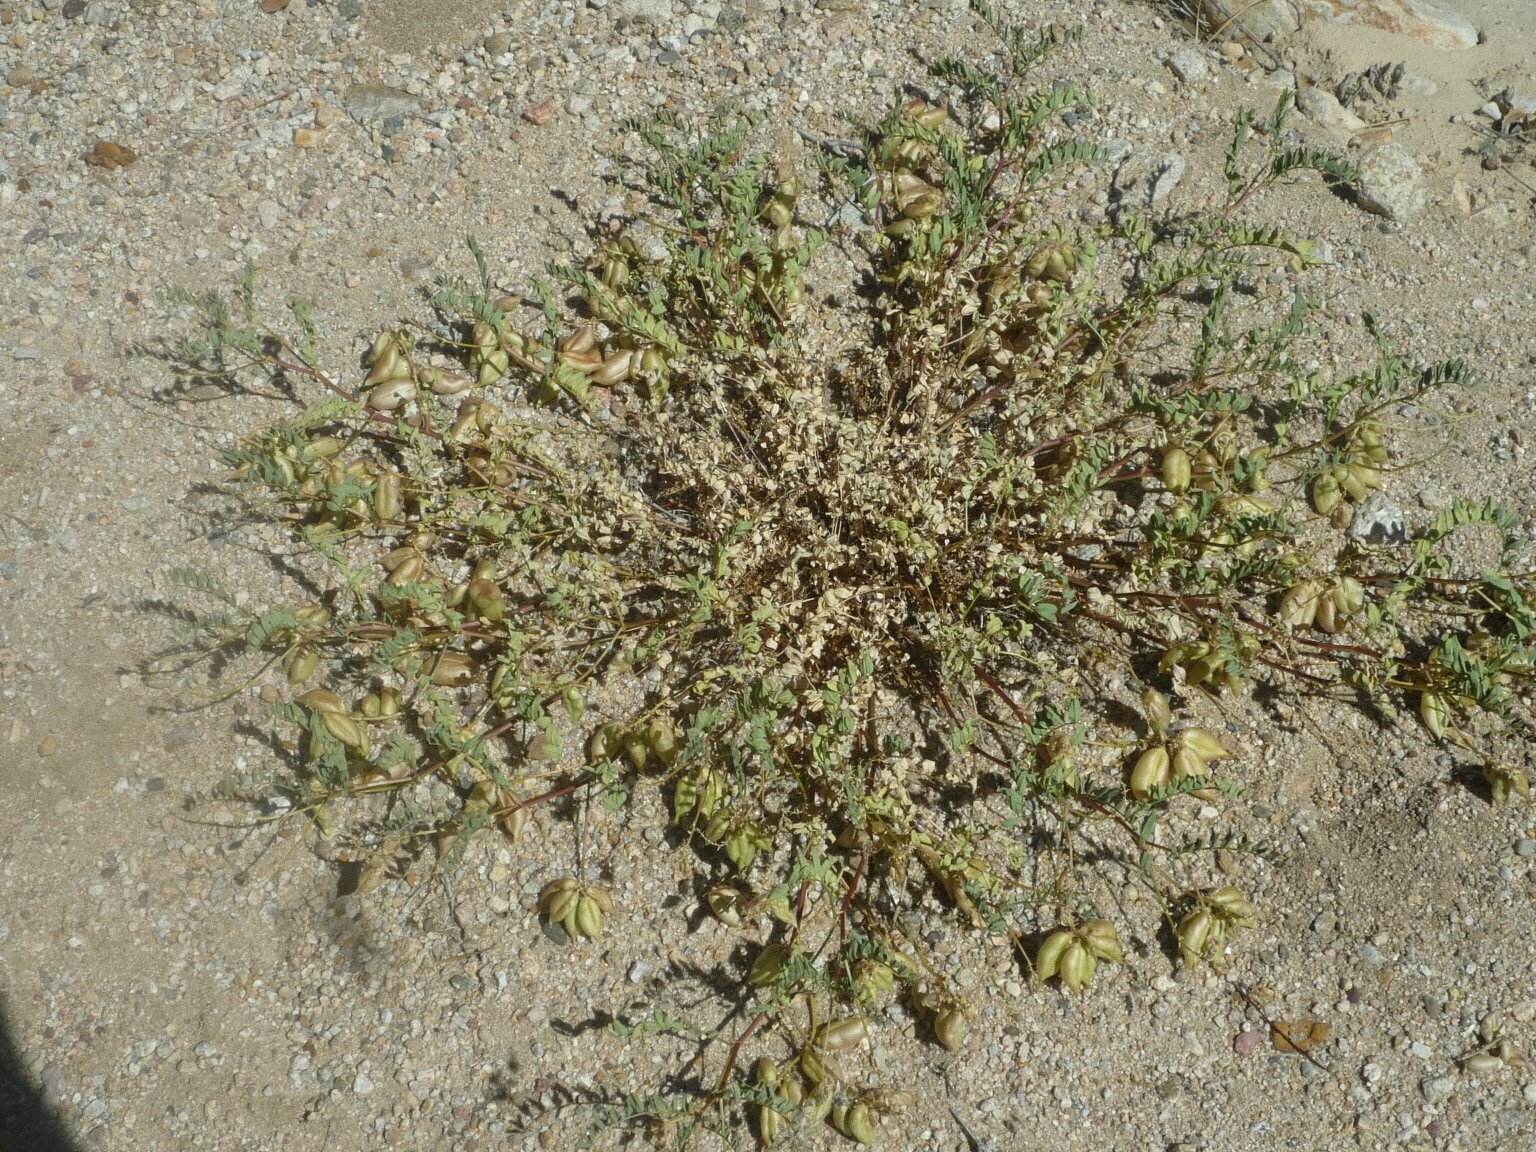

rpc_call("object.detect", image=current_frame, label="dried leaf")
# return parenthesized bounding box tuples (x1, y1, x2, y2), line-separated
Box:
(1271, 1018, 1331, 1054)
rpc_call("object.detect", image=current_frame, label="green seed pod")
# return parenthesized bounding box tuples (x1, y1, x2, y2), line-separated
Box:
(622, 729, 649, 771)
(646, 716, 678, 766)
(757, 1100, 783, 1145)
(574, 895, 603, 940)
(283, 644, 319, 687)
(1130, 746, 1171, 799)
(1171, 745, 1205, 782)
(837, 1102, 876, 1145)
(296, 688, 345, 715)
(1332, 576, 1366, 618)
(321, 711, 368, 752)
(466, 578, 505, 623)
(1420, 690, 1450, 739)
(899, 189, 945, 221)
(761, 198, 793, 229)
(705, 884, 744, 927)
(1483, 762, 1531, 806)
(749, 942, 789, 986)
(1180, 728, 1230, 763)
(1313, 594, 1341, 634)
(818, 1017, 870, 1052)
(365, 330, 395, 366)
(428, 652, 477, 687)
(1177, 908, 1214, 967)
(934, 1006, 966, 1051)
(1207, 887, 1257, 926)
(363, 343, 410, 386)
(1058, 941, 1095, 995)
(1339, 463, 1371, 502)
(1278, 579, 1323, 629)
(359, 692, 381, 719)
(1080, 920, 1123, 964)
(1311, 471, 1343, 516)
(372, 470, 402, 521)
(1141, 687, 1173, 737)
(798, 1045, 827, 1088)
(754, 1056, 780, 1089)
(853, 959, 896, 1003)
(1035, 929, 1074, 982)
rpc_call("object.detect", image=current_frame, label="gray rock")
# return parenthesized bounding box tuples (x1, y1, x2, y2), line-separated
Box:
(1166, 47, 1209, 85)
(344, 82, 421, 123)
(1354, 144, 1425, 223)
(1350, 491, 1408, 544)
(620, 0, 675, 22)
(1297, 1, 1478, 51)
(1295, 87, 1366, 133)
(1422, 1073, 1455, 1103)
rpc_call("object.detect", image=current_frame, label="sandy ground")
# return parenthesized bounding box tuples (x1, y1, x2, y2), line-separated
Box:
(1, 1, 1534, 1150)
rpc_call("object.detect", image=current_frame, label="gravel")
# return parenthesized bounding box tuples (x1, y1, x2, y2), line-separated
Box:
(1, 0, 1533, 1149)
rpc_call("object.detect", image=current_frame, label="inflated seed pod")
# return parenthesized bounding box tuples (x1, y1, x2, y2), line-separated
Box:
(1177, 908, 1214, 966)
(1035, 929, 1074, 983)
(321, 711, 368, 751)
(591, 349, 637, 386)
(363, 343, 409, 387)
(1420, 690, 1450, 739)
(427, 368, 474, 396)
(1180, 728, 1230, 763)
(283, 644, 319, 686)
(428, 652, 476, 687)
(365, 330, 395, 367)
(1314, 593, 1340, 633)
(932, 1004, 966, 1051)
(1080, 919, 1123, 963)
(373, 470, 402, 521)
(1278, 579, 1324, 629)
(1130, 746, 1171, 799)
(296, 688, 345, 715)
(466, 578, 505, 623)
(385, 552, 424, 587)
(1161, 445, 1192, 493)
(1333, 576, 1366, 618)
(367, 378, 417, 412)
(1171, 745, 1204, 782)
(558, 323, 597, 356)
(748, 942, 789, 986)
(1058, 940, 1095, 994)
(818, 1017, 870, 1052)
(705, 884, 744, 927)
(645, 717, 678, 766)
(1311, 471, 1343, 516)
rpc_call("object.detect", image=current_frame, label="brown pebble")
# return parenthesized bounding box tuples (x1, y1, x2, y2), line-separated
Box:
(7, 65, 34, 87)
(293, 127, 322, 148)
(84, 139, 137, 170)
(38, 735, 60, 758)
(521, 98, 559, 126)
(260, 0, 290, 11)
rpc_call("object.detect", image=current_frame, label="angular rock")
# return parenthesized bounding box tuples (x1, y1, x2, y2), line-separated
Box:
(1298, 1, 1479, 50)
(1191, 1, 1477, 50)
(1295, 87, 1367, 133)
(344, 82, 420, 123)
(1354, 144, 1425, 223)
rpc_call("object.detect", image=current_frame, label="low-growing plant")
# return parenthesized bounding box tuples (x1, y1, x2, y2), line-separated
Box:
(157, 2, 1532, 1143)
